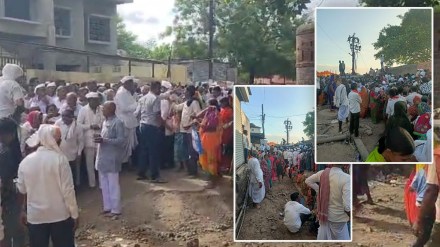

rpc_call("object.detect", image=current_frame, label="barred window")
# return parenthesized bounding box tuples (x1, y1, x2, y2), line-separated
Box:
(55, 8, 71, 37)
(89, 16, 111, 42)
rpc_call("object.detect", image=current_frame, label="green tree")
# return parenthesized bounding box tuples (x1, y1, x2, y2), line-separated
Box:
(165, 0, 310, 83)
(373, 9, 431, 65)
(116, 16, 150, 58)
(362, 0, 439, 6)
(302, 111, 314, 140)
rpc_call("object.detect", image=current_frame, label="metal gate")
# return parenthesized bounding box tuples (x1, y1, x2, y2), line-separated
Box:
(0, 48, 26, 76)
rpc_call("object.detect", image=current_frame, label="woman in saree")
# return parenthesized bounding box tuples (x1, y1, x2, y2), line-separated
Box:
(260, 154, 271, 190)
(197, 99, 222, 189)
(219, 97, 233, 174)
(413, 102, 431, 140)
(408, 96, 421, 122)
(359, 85, 370, 118)
(385, 101, 413, 136)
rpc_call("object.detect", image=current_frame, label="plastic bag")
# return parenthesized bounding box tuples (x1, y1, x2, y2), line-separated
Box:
(192, 127, 203, 155)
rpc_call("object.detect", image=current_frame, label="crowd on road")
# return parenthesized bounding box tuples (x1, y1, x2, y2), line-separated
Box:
(0, 63, 233, 247)
(246, 146, 351, 241)
(317, 69, 432, 163)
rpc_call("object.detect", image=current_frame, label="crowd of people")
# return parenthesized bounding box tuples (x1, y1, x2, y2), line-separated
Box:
(247, 146, 351, 240)
(0, 63, 234, 246)
(317, 70, 432, 163)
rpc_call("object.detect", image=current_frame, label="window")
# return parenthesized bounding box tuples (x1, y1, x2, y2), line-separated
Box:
(94, 66, 102, 73)
(4, 0, 31, 20)
(54, 8, 71, 37)
(88, 15, 111, 43)
(113, 66, 121, 72)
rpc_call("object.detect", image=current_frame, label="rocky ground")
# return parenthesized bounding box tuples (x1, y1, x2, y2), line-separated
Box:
(237, 173, 316, 241)
(316, 106, 385, 162)
(352, 173, 415, 247)
(75, 170, 234, 247)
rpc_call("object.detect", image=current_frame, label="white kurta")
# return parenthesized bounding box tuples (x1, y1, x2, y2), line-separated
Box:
(248, 157, 265, 204)
(114, 87, 139, 163)
(55, 120, 84, 162)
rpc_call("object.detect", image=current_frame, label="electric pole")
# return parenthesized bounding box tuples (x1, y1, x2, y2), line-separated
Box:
(208, 0, 214, 80)
(284, 119, 292, 145)
(347, 33, 361, 75)
(261, 104, 265, 139)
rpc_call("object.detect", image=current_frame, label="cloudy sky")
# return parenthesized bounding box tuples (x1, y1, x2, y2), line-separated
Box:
(117, 0, 360, 44)
(117, 0, 176, 44)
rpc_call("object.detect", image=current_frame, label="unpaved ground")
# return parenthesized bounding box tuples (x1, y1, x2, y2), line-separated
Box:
(316, 107, 385, 162)
(237, 174, 316, 241)
(352, 175, 415, 247)
(75, 170, 234, 247)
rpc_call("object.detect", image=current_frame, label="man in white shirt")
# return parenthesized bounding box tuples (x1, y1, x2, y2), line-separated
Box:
(248, 150, 265, 208)
(59, 92, 82, 118)
(29, 84, 53, 114)
(284, 192, 311, 233)
(335, 78, 349, 134)
(17, 124, 79, 247)
(46, 82, 57, 102)
(77, 92, 104, 188)
(55, 109, 84, 187)
(160, 81, 175, 169)
(414, 158, 440, 246)
(53, 85, 67, 109)
(0, 64, 25, 120)
(348, 83, 362, 138)
(114, 76, 139, 166)
(136, 81, 168, 182)
(386, 87, 405, 117)
(173, 85, 202, 177)
(305, 165, 351, 240)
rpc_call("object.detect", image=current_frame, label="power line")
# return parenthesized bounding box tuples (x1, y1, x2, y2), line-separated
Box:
(265, 113, 308, 118)
(316, 22, 347, 55)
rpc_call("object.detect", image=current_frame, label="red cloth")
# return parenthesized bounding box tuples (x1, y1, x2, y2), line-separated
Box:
(317, 168, 331, 223)
(27, 111, 42, 129)
(404, 169, 418, 225)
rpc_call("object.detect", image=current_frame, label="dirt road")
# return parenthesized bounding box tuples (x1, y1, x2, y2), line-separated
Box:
(75, 170, 234, 247)
(237, 175, 316, 241)
(316, 107, 385, 162)
(352, 176, 415, 247)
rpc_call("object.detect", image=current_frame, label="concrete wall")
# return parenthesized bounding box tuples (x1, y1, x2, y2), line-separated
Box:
(184, 61, 237, 82)
(27, 64, 189, 84)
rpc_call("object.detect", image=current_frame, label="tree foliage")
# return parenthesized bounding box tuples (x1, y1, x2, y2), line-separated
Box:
(362, 0, 439, 6)
(302, 111, 314, 140)
(373, 9, 431, 65)
(165, 0, 311, 83)
(116, 16, 172, 61)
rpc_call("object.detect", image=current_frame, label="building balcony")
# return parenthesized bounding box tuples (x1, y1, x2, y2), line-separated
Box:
(0, 17, 46, 38)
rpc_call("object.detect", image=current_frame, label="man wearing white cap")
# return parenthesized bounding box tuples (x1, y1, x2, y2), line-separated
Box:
(77, 92, 104, 188)
(46, 82, 57, 101)
(29, 84, 53, 113)
(160, 81, 174, 169)
(114, 76, 139, 167)
(0, 64, 25, 120)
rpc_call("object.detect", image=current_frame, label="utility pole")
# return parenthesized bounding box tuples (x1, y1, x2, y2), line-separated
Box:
(347, 33, 361, 75)
(284, 119, 292, 145)
(261, 104, 265, 139)
(208, 0, 214, 80)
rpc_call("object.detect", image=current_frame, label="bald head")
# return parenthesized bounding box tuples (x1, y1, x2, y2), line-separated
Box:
(103, 101, 116, 118)
(66, 92, 77, 108)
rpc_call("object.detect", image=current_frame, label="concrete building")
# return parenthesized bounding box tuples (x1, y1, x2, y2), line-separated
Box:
(235, 87, 251, 166)
(250, 123, 261, 134)
(0, 0, 132, 71)
(295, 22, 314, 85)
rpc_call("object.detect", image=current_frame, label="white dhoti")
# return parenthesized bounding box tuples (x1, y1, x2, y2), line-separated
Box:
(122, 127, 138, 163)
(99, 172, 121, 214)
(84, 147, 97, 187)
(249, 181, 265, 204)
(317, 221, 350, 240)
